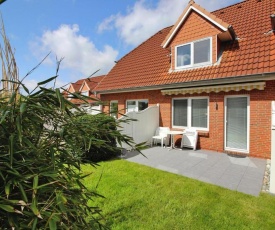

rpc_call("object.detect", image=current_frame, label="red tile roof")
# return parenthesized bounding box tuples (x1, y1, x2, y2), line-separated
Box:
(82, 75, 105, 91)
(95, 0, 275, 92)
(162, 0, 233, 48)
(66, 75, 105, 105)
(69, 97, 100, 106)
(70, 79, 85, 92)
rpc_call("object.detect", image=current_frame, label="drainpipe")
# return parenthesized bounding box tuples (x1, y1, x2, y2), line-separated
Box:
(270, 101, 275, 194)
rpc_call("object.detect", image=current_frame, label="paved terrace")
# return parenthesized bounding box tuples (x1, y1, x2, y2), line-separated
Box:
(124, 147, 267, 196)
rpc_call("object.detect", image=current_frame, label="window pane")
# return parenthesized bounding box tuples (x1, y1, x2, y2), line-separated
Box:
(127, 101, 136, 112)
(138, 101, 148, 111)
(127, 101, 135, 106)
(226, 97, 247, 150)
(110, 102, 118, 118)
(194, 39, 210, 64)
(191, 99, 208, 128)
(81, 91, 89, 96)
(177, 44, 191, 67)
(173, 99, 188, 126)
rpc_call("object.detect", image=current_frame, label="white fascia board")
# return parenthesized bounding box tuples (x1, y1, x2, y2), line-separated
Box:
(79, 81, 89, 92)
(163, 6, 227, 48)
(67, 84, 75, 93)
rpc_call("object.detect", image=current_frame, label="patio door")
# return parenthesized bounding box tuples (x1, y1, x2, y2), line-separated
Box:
(225, 96, 249, 153)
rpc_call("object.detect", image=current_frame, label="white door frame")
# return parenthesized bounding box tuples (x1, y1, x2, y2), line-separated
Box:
(224, 95, 250, 153)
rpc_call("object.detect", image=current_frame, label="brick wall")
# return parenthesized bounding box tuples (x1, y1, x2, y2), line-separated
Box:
(170, 10, 223, 69)
(101, 80, 275, 159)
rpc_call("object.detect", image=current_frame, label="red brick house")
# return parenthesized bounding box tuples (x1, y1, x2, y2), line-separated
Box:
(65, 75, 105, 106)
(94, 0, 275, 159)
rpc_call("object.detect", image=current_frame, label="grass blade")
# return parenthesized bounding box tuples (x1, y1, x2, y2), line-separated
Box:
(37, 76, 57, 86)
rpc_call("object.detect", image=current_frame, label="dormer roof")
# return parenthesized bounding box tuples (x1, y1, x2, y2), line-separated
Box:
(68, 75, 105, 105)
(94, 0, 275, 93)
(67, 79, 85, 93)
(162, 0, 235, 48)
(78, 75, 105, 92)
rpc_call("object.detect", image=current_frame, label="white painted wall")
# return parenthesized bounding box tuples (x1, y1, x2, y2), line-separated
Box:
(270, 101, 275, 194)
(80, 105, 102, 115)
(270, 130, 275, 194)
(117, 105, 159, 150)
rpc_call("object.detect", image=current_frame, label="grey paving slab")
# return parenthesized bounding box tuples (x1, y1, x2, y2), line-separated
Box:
(237, 178, 263, 196)
(124, 146, 267, 196)
(199, 172, 222, 184)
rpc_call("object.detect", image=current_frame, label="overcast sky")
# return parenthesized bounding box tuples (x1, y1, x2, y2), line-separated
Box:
(0, 0, 241, 91)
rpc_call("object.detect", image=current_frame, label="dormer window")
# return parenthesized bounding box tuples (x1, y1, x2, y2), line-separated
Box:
(175, 37, 212, 69)
(81, 91, 89, 96)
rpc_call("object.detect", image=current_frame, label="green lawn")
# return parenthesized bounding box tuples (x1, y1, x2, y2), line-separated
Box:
(82, 159, 275, 230)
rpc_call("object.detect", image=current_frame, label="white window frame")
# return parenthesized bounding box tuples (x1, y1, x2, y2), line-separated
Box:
(172, 97, 209, 131)
(224, 95, 250, 153)
(81, 91, 89, 96)
(175, 37, 212, 69)
(126, 99, 148, 113)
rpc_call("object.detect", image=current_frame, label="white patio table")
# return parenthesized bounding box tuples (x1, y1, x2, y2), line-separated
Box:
(166, 130, 184, 150)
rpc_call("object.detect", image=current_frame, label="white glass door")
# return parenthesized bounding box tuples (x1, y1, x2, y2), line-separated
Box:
(225, 96, 249, 153)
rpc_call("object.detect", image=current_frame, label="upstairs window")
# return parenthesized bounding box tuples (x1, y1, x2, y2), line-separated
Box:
(176, 37, 211, 69)
(81, 91, 89, 96)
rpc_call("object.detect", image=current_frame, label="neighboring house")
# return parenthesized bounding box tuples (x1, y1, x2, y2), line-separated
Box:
(94, 0, 275, 159)
(65, 75, 105, 114)
(63, 78, 84, 100)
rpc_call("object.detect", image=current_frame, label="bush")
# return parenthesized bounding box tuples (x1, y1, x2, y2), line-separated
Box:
(73, 114, 121, 162)
(0, 12, 138, 227)
(0, 81, 137, 229)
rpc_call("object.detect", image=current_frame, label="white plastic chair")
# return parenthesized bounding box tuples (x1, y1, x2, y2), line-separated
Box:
(181, 129, 198, 150)
(151, 127, 170, 148)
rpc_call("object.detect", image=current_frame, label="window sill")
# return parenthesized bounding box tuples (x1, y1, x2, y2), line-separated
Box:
(172, 127, 209, 133)
(197, 131, 209, 137)
(172, 63, 212, 72)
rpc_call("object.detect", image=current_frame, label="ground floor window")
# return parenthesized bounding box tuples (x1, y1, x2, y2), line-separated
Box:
(126, 99, 148, 112)
(172, 97, 209, 130)
(110, 100, 118, 118)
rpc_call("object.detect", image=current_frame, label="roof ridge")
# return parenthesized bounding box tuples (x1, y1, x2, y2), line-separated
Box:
(211, 0, 248, 13)
(88, 74, 105, 80)
(162, 1, 232, 48)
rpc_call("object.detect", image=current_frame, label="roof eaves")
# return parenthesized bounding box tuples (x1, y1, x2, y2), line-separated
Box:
(96, 72, 275, 94)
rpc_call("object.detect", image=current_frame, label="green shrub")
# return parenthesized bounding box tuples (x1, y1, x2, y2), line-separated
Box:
(0, 13, 138, 228)
(0, 80, 136, 229)
(73, 114, 121, 162)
